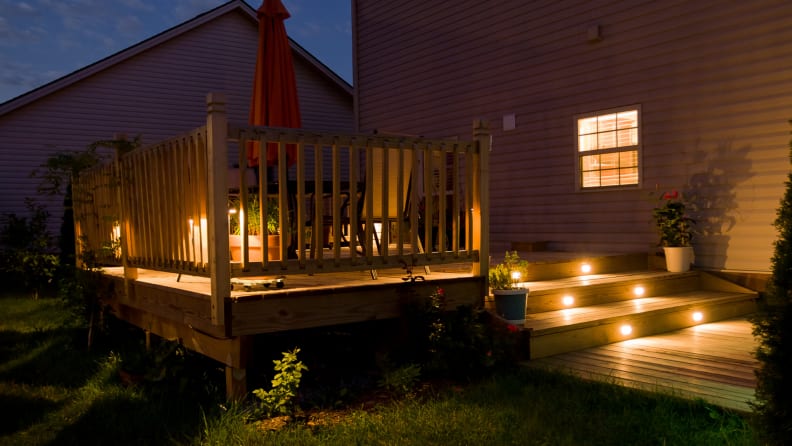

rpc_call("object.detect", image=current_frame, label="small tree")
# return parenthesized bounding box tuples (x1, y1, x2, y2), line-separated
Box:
(0, 199, 59, 298)
(32, 136, 140, 266)
(751, 121, 792, 444)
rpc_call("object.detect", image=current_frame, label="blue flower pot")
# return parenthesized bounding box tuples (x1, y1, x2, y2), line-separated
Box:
(493, 289, 528, 323)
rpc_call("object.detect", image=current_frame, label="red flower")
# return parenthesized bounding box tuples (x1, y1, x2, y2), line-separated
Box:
(507, 324, 520, 333)
(436, 288, 444, 296)
(662, 190, 679, 200)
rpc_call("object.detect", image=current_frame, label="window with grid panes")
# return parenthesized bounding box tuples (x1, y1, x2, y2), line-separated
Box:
(576, 106, 640, 189)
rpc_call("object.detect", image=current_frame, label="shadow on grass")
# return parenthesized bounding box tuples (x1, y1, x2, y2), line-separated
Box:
(51, 394, 186, 445)
(0, 393, 62, 436)
(0, 328, 96, 389)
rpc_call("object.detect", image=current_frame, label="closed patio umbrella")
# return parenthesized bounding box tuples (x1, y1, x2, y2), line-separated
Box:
(247, 0, 301, 169)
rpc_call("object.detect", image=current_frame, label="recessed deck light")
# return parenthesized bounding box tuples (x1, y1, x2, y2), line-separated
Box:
(562, 295, 575, 307)
(692, 311, 703, 322)
(620, 324, 633, 336)
(580, 263, 592, 274)
(633, 286, 645, 297)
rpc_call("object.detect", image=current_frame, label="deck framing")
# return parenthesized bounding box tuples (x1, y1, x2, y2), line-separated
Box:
(98, 265, 483, 397)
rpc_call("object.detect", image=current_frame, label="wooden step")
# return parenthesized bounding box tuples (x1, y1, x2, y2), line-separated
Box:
(518, 252, 649, 281)
(527, 290, 757, 359)
(522, 271, 700, 313)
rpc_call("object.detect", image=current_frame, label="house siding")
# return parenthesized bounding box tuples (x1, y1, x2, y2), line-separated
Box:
(0, 6, 352, 239)
(354, 0, 792, 272)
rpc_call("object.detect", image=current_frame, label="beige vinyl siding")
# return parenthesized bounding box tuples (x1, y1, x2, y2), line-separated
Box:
(355, 0, 791, 272)
(0, 7, 352, 239)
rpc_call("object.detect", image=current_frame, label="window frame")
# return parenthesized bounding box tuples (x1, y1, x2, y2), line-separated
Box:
(574, 105, 642, 191)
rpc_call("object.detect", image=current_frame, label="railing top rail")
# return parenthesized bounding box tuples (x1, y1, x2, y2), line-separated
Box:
(120, 126, 208, 160)
(229, 124, 479, 153)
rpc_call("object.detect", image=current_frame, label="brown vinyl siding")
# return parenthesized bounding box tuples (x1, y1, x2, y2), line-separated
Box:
(354, 0, 792, 272)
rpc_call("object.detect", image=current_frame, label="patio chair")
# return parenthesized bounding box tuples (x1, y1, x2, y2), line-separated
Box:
(360, 147, 428, 278)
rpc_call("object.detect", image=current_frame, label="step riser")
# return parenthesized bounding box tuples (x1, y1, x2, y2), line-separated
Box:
(527, 274, 700, 313)
(522, 253, 648, 281)
(529, 298, 756, 359)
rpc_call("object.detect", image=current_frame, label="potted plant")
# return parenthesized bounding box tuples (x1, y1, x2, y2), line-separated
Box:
(489, 251, 529, 323)
(652, 190, 695, 272)
(229, 193, 280, 261)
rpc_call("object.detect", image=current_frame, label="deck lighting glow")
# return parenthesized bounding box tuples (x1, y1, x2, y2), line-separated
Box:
(692, 311, 703, 322)
(562, 295, 575, 307)
(228, 208, 237, 214)
(620, 324, 633, 336)
(580, 263, 592, 274)
(511, 270, 522, 288)
(633, 286, 645, 297)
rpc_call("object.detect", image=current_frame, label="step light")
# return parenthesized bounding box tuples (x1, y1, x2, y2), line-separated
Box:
(692, 311, 703, 322)
(562, 295, 575, 307)
(580, 263, 592, 274)
(620, 324, 633, 336)
(633, 286, 645, 297)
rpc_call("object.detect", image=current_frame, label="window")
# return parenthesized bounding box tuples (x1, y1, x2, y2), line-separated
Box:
(576, 106, 640, 189)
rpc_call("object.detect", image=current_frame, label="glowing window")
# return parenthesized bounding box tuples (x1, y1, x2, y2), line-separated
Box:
(576, 106, 640, 189)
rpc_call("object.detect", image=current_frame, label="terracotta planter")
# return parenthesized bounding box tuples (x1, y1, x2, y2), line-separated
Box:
(663, 246, 694, 272)
(230, 234, 280, 261)
(493, 288, 528, 323)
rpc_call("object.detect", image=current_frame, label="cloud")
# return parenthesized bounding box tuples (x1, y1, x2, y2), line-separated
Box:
(0, 16, 46, 45)
(0, 59, 61, 89)
(119, 0, 155, 12)
(116, 14, 143, 37)
(335, 20, 351, 36)
(170, 0, 226, 21)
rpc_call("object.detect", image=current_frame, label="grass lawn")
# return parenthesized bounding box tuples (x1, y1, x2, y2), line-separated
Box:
(0, 293, 758, 445)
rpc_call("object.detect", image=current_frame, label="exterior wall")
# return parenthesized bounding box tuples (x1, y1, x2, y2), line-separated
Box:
(354, 0, 792, 272)
(0, 7, 352, 239)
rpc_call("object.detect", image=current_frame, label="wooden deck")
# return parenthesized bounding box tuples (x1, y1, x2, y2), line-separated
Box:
(527, 317, 758, 412)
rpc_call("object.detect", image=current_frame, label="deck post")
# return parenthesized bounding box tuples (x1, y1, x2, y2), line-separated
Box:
(471, 120, 490, 289)
(114, 139, 137, 298)
(225, 335, 252, 400)
(206, 93, 231, 326)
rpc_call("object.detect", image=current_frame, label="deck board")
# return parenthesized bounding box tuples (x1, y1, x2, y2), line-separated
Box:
(103, 265, 474, 300)
(527, 317, 759, 412)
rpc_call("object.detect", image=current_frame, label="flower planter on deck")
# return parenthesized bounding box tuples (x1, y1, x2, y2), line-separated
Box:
(493, 289, 528, 323)
(229, 234, 280, 262)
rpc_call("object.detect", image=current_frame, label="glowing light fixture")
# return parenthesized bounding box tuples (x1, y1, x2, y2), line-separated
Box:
(620, 324, 633, 336)
(562, 295, 575, 307)
(633, 286, 645, 297)
(580, 263, 592, 274)
(692, 311, 703, 322)
(510, 270, 522, 288)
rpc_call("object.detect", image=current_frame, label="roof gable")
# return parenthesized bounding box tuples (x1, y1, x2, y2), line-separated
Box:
(0, 0, 351, 116)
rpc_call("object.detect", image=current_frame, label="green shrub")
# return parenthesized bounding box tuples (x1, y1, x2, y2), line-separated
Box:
(751, 120, 792, 445)
(401, 287, 522, 380)
(253, 348, 309, 418)
(378, 363, 422, 397)
(0, 199, 59, 298)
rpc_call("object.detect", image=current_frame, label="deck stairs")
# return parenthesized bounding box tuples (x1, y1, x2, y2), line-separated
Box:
(487, 251, 759, 360)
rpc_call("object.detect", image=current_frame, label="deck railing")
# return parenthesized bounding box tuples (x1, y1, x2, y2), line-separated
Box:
(73, 93, 490, 324)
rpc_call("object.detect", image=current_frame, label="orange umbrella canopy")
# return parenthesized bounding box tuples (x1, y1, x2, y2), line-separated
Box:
(247, 0, 302, 168)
